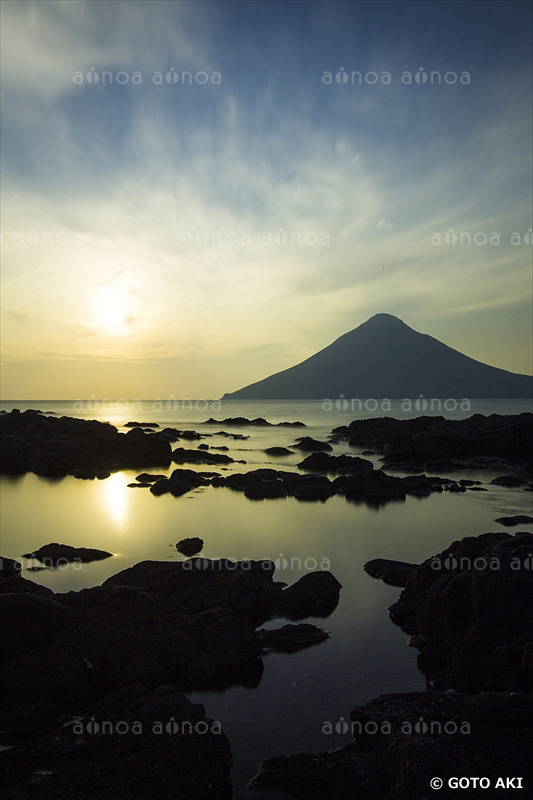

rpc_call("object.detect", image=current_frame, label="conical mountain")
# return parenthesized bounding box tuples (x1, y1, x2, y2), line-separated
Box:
(222, 313, 533, 399)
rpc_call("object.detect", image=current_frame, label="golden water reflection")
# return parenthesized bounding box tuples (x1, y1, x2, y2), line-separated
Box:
(101, 471, 129, 531)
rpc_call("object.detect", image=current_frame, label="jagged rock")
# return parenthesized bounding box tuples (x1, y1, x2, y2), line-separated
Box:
(387, 532, 533, 692)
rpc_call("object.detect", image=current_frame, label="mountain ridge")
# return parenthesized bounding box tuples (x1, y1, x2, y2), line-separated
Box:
(222, 314, 533, 400)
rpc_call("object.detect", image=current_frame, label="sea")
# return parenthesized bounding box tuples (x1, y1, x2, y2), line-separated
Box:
(1, 398, 532, 797)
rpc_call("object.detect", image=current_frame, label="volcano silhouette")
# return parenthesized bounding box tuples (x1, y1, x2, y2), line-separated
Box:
(222, 314, 533, 399)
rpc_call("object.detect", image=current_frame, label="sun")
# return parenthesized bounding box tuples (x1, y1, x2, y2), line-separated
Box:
(95, 290, 128, 334)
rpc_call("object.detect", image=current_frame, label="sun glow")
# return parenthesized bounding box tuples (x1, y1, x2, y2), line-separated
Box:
(95, 290, 128, 334)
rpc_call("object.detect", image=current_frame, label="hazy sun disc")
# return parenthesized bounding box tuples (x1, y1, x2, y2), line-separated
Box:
(96, 291, 127, 333)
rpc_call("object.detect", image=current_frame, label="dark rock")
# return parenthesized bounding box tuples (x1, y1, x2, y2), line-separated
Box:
(292, 436, 333, 452)
(264, 446, 293, 456)
(33, 452, 70, 477)
(124, 421, 160, 427)
(22, 543, 113, 565)
(244, 481, 288, 500)
(176, 537, 204, 556)
(274, 571, 342, 619)
(259, 623, 329, 653)
(387, 532, 533, 692)
(72, 468, 96, 479)
(332, 413, 533, 473)
(298, 452, 373, 471)
(292, 475, 336, 501)
(251, 690, 533, 800)
(135, 473, 169, 482)
(0, 685, 232, 800)
(170, 469, 211, 487)
(204, 417, 305, 427)
(363, 559, 416, 587)
(0, 556, 22, 580)
(171, 447, 237, 465)
(494, 515, 533, 526)
(333, 470, 407, 503)
(490, 475, 527, 487)
(0, 410, 172, 476)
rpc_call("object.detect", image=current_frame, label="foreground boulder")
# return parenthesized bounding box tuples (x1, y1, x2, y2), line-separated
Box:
(251, 690, 533, 799)
(0, 685, 232, 800)
(0, 559, 341, 713)
(385, 532, 533, 692)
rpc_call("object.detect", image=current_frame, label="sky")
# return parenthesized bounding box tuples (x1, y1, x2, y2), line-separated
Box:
(1, 0, 532, 400)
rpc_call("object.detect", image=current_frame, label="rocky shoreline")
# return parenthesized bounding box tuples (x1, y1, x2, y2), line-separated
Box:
(1, 409, 532, 797)
(252, 530, 533, 798)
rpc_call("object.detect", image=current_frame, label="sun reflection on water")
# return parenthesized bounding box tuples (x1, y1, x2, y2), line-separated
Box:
(101, 472, 129, 531)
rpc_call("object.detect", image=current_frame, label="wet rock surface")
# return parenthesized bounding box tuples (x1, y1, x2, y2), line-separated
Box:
(251, 690, 533, 800)
(386, 531, 533, 692)
(0, 685, 233, 800)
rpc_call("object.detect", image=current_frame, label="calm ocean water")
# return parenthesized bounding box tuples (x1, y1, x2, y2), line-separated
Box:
(1, 398, 532, 796)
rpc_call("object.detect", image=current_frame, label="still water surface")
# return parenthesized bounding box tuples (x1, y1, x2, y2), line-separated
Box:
(1, 400, 532, 796)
